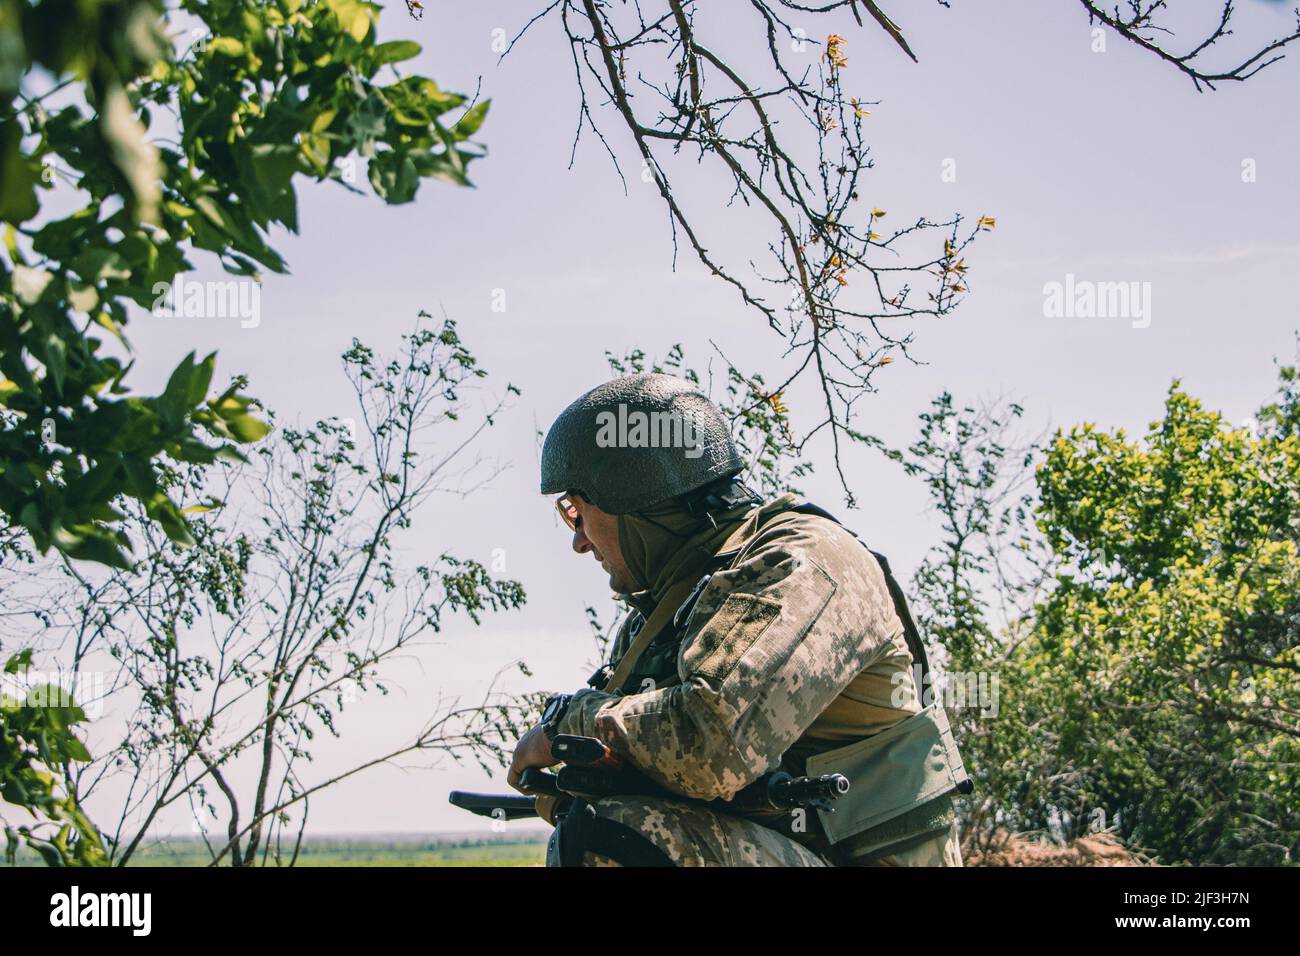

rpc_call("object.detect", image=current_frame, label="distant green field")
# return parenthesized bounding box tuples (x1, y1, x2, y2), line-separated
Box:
(8, 835, 550, 867)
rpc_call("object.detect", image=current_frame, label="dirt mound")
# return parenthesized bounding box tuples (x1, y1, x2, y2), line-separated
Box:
(966, 830, 1151, 867)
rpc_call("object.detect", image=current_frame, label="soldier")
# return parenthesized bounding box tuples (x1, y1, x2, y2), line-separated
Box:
(508, 373, 969, 866)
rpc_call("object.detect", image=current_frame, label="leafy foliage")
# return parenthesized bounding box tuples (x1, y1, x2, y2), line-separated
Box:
(8, 314, 529, 866)
(0, 0, 487, 569)
(1025, 380, 1300, 863)
(904, 372, 1300, 865)
(1, 651, 108, 866)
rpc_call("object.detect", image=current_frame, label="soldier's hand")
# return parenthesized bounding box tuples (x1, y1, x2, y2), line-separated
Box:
(507, 724, 556, 793)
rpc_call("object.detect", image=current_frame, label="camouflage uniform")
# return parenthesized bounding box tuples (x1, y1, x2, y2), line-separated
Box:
(549, 492, 964, 867)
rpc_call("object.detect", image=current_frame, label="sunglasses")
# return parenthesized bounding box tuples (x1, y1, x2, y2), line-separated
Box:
(556, 494, 580, 531)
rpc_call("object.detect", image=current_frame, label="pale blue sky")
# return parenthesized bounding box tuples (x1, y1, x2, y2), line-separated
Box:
(79, 0, 1299, 838)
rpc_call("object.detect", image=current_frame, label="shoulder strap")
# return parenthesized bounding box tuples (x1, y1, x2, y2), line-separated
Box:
(868, 549, 933, 684)
(604, 576, 699, 694)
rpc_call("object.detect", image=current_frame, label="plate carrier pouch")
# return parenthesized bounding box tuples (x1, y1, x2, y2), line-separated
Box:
(721, 501, 973, 858)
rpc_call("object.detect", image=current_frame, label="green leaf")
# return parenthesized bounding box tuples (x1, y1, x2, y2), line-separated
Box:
(368, 152, 419, 202)
(4, 649, 34, 674)
(0, 129, 41, 223)
(452, 100, 490, 140)
(144, 492, 195, 547)
(51, 527, 133, 570)
(159, 352, 198, 422)
(64, 737, 92, 763)
(43, 332, 68, 394)
(224, 412, 272, 443)
(190, 353, 216, 405)
(207, 36, 246, 57)
(372, 40, 421, 66)
(70, 249, 131, 283)
(327, 0, 374, 42)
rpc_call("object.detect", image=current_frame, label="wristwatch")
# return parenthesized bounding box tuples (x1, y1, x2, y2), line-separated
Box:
(540, 693, 574, 742)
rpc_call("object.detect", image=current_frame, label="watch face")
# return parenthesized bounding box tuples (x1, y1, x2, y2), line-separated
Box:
(542, 697, 563, 722)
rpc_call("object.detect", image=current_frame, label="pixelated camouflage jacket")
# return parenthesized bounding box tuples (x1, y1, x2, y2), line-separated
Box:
(555, 493, 924, 807)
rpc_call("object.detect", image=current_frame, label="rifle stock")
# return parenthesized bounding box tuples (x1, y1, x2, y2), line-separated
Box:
(446, 791, 539, 820)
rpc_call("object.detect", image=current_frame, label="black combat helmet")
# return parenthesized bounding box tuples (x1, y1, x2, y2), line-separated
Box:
(540, 373, 745, 514)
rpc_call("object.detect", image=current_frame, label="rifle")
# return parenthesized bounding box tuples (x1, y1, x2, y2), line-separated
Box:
(449, 734, 849, 822)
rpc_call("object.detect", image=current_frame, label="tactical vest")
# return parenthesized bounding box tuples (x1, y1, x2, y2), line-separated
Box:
(593, 499, 971, 864)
